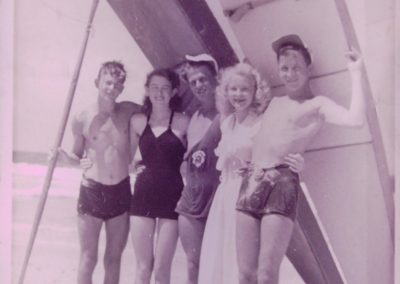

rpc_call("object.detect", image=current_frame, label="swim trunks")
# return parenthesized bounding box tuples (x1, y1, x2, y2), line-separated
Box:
(236, 165, 300, 221)
(78, 176, 132, 221)
(175, 143, 220, 219)
(175, 114, 221, 219)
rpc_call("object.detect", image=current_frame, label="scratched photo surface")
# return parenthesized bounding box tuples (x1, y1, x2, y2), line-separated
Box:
(4, 0, 395, 284)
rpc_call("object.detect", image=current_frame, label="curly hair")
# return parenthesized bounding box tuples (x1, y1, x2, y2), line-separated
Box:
(216, 62, 271, 117)
(142, 68, 182, 114)
(144, 68, 180, 90)
(97, 61, 127, 84)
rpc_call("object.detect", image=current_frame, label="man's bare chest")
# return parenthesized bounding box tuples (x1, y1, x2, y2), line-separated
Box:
(269, 97, 321, 127)
(84, 113, 129, 145)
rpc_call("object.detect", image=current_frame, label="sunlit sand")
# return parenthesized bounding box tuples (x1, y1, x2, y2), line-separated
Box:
(12, 163, 304, 283)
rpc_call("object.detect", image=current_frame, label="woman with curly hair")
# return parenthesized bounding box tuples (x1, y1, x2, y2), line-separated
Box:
(129, 68, 190, 284)
(198, 62, 304, 284)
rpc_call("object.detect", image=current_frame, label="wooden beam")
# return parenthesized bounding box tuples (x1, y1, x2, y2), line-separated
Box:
(107, 0, 237, 68)
(176, 0, 238, 67)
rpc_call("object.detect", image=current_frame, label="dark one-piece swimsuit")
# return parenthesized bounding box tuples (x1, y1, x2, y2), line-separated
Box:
(130, 111, 186, 220)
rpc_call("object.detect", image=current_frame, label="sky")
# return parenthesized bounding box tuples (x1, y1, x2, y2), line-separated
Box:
(13, 0, 152, 153)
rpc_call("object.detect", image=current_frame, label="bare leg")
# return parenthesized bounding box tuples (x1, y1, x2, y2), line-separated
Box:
(130, 216, 156, 284)
(153, 218, 179, 284)
(77, 214, 103, 284)
(236, 211, 260, 284)
(103, 212, 129, 284)
(258, 214, 294, 284)
(178, 215, 206, 284)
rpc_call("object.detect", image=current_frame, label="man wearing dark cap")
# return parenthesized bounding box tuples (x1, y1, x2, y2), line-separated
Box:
(235, 34, 365, 284)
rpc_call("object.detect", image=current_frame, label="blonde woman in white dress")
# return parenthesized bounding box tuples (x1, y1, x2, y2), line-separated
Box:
(198, 63, 304, 284)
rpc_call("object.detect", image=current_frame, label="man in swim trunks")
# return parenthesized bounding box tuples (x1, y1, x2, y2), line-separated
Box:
(235, 35, 365, 283)
(174, 54, 221, 284)
(55, 61, 141, 284)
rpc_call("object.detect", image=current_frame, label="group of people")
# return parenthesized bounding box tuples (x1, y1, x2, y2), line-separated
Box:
(55, 34, 364, 284)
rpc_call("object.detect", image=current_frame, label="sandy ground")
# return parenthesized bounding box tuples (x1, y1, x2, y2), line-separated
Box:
(12, 163, 304, 284)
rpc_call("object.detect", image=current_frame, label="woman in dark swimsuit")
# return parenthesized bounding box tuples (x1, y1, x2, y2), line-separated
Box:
(129, 68, 190, 284)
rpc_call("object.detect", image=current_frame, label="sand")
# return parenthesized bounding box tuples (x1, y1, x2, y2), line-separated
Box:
(12, 163, 303, 284)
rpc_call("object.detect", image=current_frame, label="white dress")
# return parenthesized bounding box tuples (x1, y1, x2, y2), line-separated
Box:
(198, 113, 261, 284)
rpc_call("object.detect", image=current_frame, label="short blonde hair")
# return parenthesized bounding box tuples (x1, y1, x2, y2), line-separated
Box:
(216, 62, 271, 117)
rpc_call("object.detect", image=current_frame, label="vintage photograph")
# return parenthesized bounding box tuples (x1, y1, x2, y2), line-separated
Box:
(1, 0, 397, 283)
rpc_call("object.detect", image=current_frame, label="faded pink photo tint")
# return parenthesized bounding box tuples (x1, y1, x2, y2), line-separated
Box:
(8, 0, 397, 284)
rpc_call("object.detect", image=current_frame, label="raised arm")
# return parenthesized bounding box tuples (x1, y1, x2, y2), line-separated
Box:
(318, 48, 365, 127)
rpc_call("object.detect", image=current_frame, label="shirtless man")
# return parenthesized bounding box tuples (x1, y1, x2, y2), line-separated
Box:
(57, 61, 141, 284)
(235, 34, 365, 284)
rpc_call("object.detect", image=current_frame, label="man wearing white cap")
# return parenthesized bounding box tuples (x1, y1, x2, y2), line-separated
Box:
(235, 34, 365, 283)
(175, 53, 221, 284)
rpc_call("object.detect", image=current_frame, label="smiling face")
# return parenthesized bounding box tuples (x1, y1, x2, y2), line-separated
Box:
(96, 70, 124, 101)
(226, 74, 256, 113)
(278, 49, 311, 93)
(146, 74, 175, 107)
(186, 65, 217, 105)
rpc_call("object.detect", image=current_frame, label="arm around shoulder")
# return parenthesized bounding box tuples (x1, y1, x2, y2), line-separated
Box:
(120, 101, 143, 115)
